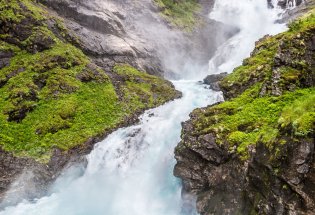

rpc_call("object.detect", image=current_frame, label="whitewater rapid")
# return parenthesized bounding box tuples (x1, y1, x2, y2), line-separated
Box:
(0, 0, 289, 214)
(0, 82, 223, 215)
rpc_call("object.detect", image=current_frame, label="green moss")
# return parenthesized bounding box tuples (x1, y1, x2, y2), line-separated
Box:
(278, 92, 315, 136)
(194, 83, 314, 159)
(21, 0, 48, 21)
(0, 0, 178, 162)
(220, 11, 315, 98)
(114, 64, 178, 111)
(288, 10, 315, 32)
(0, 41, 20, 53)
(220, 35, 279, 96)
(154, 0, 200, 31)
(0, 0, 25, 22)
(190, 12, 315, 160)
(0, 0, 46, 23)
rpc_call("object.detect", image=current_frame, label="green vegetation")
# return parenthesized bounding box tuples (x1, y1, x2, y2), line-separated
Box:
(190, 10, 315, 160)
(192, 85, 314, 159)
(288, 12, 315, 32)
(154, 0, 201, 31)
(0, 0, 46, 22)
(279, 92, 315, 137)
(114, 64, 178, 111)
(0, 0, 178, 161)
(221, 10, 315, 98)
(219, 36, 279, 97)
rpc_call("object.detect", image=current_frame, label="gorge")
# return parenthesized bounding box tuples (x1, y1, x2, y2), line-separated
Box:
(0, 0, 314, 215)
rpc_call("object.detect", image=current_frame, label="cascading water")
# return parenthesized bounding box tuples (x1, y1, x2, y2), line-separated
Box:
(208, 0, 286, 75)
(0, 82, 223, 215)
(0, 1, 288, 215)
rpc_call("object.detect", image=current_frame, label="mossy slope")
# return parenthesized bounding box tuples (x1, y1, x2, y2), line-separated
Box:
(0, 0, 179, 161)
(188, 11, 315, 159)
(154, 0, 201, 31)
(174, 10, 315, 215)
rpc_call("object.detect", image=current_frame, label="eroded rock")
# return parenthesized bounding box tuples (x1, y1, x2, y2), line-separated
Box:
(203, 72, 228, 91)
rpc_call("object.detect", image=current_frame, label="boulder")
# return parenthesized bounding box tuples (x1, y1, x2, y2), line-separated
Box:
(203, 72, 227, 91)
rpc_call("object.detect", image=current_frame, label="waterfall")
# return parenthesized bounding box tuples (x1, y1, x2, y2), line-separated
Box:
(207, 0, 286, 75)
(0, 81, 223, 215)
(0, 1, 289, 215)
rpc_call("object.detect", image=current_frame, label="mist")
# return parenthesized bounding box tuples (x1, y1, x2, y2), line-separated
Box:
(208, 0, 287, 75)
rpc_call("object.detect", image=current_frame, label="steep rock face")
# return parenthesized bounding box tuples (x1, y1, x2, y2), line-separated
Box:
(174, 10, 315, 215)
(39, 0, 231, 79)
(40, 0, 164, 76)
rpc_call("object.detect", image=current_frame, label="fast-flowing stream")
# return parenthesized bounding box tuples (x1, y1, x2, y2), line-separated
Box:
(1, 0, 289, 214)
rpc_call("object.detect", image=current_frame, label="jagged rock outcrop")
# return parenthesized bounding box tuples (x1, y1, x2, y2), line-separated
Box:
(203, 72, 228, 91)
(174, 9, 315, 215)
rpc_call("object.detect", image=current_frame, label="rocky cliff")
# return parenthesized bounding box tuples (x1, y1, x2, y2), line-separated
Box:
(174, 7, 315, 215)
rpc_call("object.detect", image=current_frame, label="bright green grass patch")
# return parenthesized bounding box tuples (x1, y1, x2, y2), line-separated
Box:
(0, 61, 177, 162)
(0, 37, 119, 161)
(154, 0, 201, 31)
(114, 64, 179, 111)
(192, 85, 315, 159)
(279, 92, 315, 137)
(0, 0, 47, 22)
(0, 80, 124, 161)
(0, 0, 178, 162)
(0, 0, 25, 22)
(288, 9, 315, 32)
(219, 35, 279, 95)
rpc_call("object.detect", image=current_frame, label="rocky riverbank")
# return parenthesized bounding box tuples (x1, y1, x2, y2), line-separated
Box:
(174, 5, 315, 215)
(0, 0, 224, 207)
(0, 0, 184, 206)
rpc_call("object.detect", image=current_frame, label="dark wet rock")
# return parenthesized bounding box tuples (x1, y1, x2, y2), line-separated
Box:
(175, 109, 315, 215)
(174, 3, 315, 214)
(203, 72, 227, 91)
(0, 148, 52, 207)
(174, 121, 247, 214)
(269, 0, 304, 9)
(25, 31, 55, 53)
(247, 139, 315, 214)
(278, 0, 315, 23)
(0, 51, 13, 70)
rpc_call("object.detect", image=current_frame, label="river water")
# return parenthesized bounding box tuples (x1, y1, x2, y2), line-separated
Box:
(0, 0, 288, 214)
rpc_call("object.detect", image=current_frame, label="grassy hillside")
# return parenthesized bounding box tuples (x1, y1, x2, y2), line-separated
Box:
(188, 11, 315, 159)
(0, 0, 179, 162)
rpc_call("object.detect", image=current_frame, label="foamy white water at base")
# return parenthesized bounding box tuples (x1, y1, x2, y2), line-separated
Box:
(0, 81, 223, 215)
